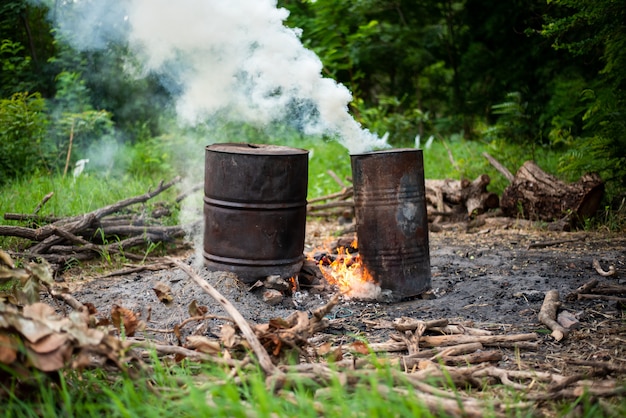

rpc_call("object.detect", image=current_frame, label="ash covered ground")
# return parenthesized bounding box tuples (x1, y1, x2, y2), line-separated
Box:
(67, 220, 626, 353)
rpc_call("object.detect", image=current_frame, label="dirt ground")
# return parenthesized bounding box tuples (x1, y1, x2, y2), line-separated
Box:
(65, 218, 626, 377)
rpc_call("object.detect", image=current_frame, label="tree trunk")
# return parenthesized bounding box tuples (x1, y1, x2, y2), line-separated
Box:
(500, 161, 604, 223)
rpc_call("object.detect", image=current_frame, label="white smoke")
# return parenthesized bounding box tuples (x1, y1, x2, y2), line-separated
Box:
(40, 0, 387, 153)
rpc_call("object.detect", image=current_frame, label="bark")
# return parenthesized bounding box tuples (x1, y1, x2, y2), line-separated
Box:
(538, 290, 569, 341)
(500, 161, 604, 224)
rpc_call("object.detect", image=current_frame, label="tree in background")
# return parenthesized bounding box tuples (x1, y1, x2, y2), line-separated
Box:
(542, 0, 626, 202)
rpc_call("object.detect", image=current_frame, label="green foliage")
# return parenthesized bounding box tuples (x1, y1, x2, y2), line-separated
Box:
(0, 92, 50, 182)
(0, 39, 33, 95)
(541, 0, 626, 202)
(486, 92, 533, 145)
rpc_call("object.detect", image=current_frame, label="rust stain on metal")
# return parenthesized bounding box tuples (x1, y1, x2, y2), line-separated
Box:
(351, 148, 431, 299)
(204, 143, 308, 282)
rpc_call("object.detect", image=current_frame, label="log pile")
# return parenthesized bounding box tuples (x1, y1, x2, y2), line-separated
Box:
(307, 170, 501, 224)
(500, 160, 604, 226)
(0, 177, 192, 274)
(310, 158, 606, 231)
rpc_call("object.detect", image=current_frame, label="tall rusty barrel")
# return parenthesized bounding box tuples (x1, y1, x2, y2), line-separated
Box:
(351, 149, 431, 300)
(204, 143, 308, 282)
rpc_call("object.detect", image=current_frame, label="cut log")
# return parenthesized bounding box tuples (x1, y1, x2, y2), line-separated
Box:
(500, 161, 604, 224)
(425, 175, 499, 220)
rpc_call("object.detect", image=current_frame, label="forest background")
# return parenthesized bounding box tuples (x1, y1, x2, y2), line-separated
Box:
(1, 0, 625, 209)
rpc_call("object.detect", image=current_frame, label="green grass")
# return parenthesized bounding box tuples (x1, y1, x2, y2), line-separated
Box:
(0, 173, 178, 218)
(0, 357, 514, 418)
(4, 355, 623, 418)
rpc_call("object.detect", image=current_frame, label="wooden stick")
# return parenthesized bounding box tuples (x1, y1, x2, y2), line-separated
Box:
(33, 192, 54, 215)
(538, 290, 569, 341)
(3, 213, 61, 223)
(577, 294, 626, 303)
(175, 182, 203, 203)
(326, 170, 347, 188)
(592, 259, 616, 277)
(482, 152, 514, 183)
(169, 258, 280, 377)
(527, 237, 583, 249)
(308, 201, 354, 211)
(27, 177, 181, 254)
(307, 188, 352, 204)
(429, 324, 493, 336)
(369, 333, 537, 352)
(126, 338, 240, 367)
(419, 332, 538, 348)
(63, 119, 75, 178)
(566, 279, 598, 301)
(393, 317, 448, 332)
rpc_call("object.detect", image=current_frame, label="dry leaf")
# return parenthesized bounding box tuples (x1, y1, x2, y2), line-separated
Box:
(26, 341, 72, 372)
(220, 324, 239, 348)
(188, 299, 208, 317)
(316, 342, 332, 356)
(0, 334, 18, 364)
(329, 346, 344, 362)
(350, 341, 370, 355)
(185, 336, 221, 354)
(111, 305, 140, 336)
(27, 332, 69, 354)
(0, 250, 15, 268)
(26, 261, 54, 285)
(152, 282, 173, 304)
(23, 302, 57, 322)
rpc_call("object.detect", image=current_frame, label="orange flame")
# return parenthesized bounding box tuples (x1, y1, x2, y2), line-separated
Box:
(316, 244, 381, 299)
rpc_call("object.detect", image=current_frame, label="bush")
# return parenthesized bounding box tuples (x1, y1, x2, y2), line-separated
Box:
(0, 92, 50, 182)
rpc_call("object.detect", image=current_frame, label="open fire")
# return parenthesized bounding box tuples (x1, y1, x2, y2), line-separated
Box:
(311, 240, 382, 300)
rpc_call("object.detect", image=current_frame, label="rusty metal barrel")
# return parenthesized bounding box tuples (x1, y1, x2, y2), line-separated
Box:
(350, 148, 431, 300)
(203, 143, 308, 282)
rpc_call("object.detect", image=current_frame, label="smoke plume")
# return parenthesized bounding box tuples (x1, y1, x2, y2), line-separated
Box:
(41, 0, 387, 153)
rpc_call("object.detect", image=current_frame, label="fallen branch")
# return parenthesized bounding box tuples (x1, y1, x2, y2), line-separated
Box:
(566, 279, 599, 301)
(592, 259, 617, 277)
(577, 294, 626, 303)
(169, 258, 280, 377)
(538, 290, 569, 341)
(527, 237, 585, 249)
(33, 192, 55, 215)
(482, 152, 514, 183)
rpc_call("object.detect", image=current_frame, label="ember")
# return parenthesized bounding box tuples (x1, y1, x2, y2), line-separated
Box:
(315, 242, 382, 300)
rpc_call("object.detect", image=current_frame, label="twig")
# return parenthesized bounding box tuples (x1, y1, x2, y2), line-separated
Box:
(27, 177, 181, 254)
(308, 201, 354, 211)
(63, 119, 75, 178)
(3, 213, 61, 223)
(33, 192, 54, 215)
(577, 294, 626, 303)
(527, 237, 583, 249)
(145, 314, 235, 334)
(126, 338, 240, 367)
(49, 288, 87, 312)
(175, 182, 203, 203)
(592, 259, 616, 277)
(326, 170, 347, 188)
(566, 279, 599, 301)
(392, 317, 448, 332)
(482, 152, 514, 183)
(97, 261, 178, 278)
(307, 188, 352, 204)
(169, 258, 280, 377)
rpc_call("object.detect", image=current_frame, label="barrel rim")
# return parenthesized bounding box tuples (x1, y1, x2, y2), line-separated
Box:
(206, 142, 309, 156)
(349, 148, 421, 157)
